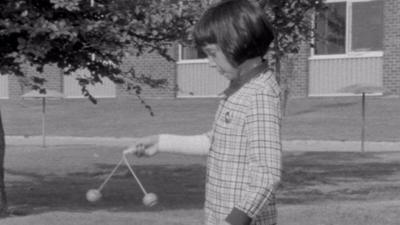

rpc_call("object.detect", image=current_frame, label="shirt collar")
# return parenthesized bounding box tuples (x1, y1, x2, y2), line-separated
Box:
(221, 59, 270, 98)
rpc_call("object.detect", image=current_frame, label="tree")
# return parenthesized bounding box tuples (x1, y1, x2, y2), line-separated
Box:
(257, 0, 326, 113)
(1, 0, 202, 100)
(0, 0, 202, 215)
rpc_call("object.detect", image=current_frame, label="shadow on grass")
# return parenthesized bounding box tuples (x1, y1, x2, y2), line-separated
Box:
(5, 152, 400, 216)
(5, 164, 206, 215)
(282, 152, 398, 186)
(279, 152, 400, 204)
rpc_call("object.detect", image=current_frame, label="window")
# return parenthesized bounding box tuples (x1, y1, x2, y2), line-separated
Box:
(315, 2, 346, 55)
(179, 45, 207, 61)
(314, 0, 383, 56)
(351, 1, 383, 52)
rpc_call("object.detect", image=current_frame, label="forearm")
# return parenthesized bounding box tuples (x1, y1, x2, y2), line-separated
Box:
(158, 134, 211, 155)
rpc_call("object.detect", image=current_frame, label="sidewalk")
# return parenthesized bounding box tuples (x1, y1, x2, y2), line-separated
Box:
(5, 135, 400, 152)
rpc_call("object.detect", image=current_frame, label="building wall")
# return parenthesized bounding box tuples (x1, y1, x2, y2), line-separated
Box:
(5, 46, 177, 100)
(117, 46, 178, 99)
(8, 64, 63, 99)
(383, 0, 400, 95)
(288, 0, 400, 97)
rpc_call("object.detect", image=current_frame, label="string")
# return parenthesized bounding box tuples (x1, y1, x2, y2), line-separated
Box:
(123, 154, 148, 195)
(98, 157, 124, 191)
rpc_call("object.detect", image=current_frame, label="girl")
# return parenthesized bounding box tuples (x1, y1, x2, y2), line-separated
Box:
(125, 1, 281, 224)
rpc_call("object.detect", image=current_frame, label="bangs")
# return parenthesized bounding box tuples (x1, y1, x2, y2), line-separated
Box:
(192, 7, 220, 48)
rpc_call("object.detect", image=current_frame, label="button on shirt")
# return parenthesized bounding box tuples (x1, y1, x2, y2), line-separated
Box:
(205, 70, 282, 225)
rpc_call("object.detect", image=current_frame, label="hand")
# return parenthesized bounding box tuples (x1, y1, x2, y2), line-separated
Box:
(123, 135, 159, 157)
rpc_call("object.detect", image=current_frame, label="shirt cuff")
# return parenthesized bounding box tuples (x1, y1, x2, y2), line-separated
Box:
(226, 207, 252, 225)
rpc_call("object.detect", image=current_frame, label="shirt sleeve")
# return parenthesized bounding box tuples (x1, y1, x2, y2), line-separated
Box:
(158, 133, 211, 155)
(231, 87, 282, 220)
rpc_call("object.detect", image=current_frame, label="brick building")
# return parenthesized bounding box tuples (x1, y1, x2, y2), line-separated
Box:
(0, 0, 398, 99)
(0, 50, 179, 100)
(288, 0, 400, 97)
(178, 0, 399, 98)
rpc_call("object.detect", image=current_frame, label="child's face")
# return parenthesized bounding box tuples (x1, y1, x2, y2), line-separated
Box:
(202, 44, 238, 80)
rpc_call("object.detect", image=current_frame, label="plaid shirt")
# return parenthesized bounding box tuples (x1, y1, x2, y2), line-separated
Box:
(205, 69, 282, 225)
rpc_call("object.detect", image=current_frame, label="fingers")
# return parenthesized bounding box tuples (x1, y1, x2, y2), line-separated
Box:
(134, 143, 146, 157)
(122, 143, 145, 155)
(135, 143, 158, 157)
(124, 142, 157, 157)
(124, 135, 159, 157)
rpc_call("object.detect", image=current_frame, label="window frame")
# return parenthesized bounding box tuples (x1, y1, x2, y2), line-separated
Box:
(310, 0, 384, 60)
(177, 44, 209, 64)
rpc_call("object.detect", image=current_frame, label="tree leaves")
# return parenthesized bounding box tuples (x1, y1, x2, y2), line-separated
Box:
(0, 0, 202, 104)
(262, 0, 327, 57)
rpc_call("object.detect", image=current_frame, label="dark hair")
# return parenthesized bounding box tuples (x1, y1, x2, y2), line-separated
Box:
(193, 0, 274, 66)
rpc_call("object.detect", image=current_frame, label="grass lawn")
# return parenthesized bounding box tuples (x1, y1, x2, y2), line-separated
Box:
(1, 96, 400, 141)
(2, 145, 400, 224)
(1, 96, 400, 224)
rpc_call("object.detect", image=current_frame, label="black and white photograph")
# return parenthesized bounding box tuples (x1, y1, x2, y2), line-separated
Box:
(0, 0, 399, 224)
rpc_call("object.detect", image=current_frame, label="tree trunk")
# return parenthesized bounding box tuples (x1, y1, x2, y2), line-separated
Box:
(0, 111, 7, 216)
(276, 61, 289, 116)
(274, 51, 289, 116)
